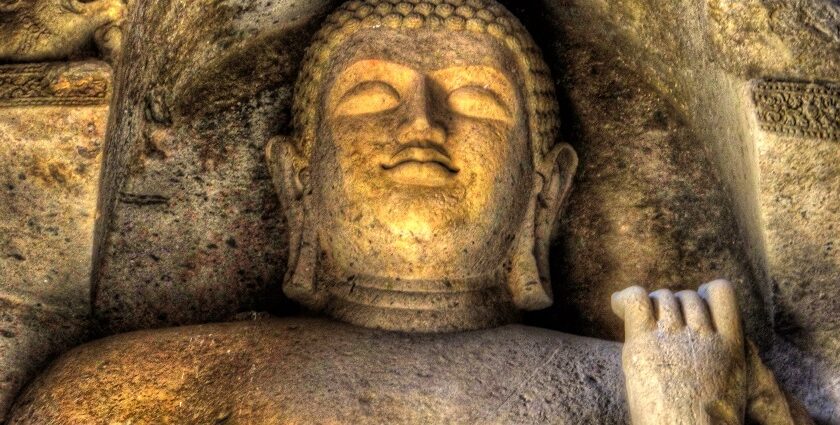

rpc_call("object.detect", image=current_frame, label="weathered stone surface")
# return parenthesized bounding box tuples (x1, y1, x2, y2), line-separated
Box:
(1, 61, 109, 312)
(755, 101, 840, 363)
(0, 60, 109, 423)
(520, 0, 772, 347)
(73, 0, 838, 421)
(92, 0, 780, 346)
(8, 317, 629, 424)
(9, 317, 813, 424)
(522, 0, 840, 421)
(769, 339, 840, 424)
(0, 0, 126, 64)
(92, 0, 339, 332)
(0, 299, 88, 425)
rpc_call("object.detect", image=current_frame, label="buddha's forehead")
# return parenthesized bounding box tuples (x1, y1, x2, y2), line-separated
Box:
(326, 28, 519, 79)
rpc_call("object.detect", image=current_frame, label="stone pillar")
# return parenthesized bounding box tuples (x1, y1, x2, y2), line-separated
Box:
(0, 61, 111, 422)
(752, 80, 840, 422)
(751, 81, 840, 358)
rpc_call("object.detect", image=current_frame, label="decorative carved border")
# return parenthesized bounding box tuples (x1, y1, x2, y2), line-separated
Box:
(0, 62, 111, 107)
(752, 80, 840, 142)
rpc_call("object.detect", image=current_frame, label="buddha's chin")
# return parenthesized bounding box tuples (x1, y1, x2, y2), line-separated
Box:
(323, 195, 506, 276)
(339, 228, 506, 280)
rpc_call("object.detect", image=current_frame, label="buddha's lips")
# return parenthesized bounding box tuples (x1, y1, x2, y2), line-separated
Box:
(381, 147, 459, 174)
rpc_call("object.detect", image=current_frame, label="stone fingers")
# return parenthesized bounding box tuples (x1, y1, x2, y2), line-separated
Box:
(611, 286, 655, 339)
(613, 282, 744, 348)
(650, 289, 683, 332)
(675, 290, 714, 334)
(698, 280, 744, 350)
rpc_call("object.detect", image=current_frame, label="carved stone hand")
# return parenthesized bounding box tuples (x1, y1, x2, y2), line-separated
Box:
(612, 280, 747, 425)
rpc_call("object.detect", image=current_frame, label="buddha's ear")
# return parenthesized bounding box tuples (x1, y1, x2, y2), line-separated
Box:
(265, 135, 307, 208)
(265, 135, 306, 265)
(535, 143, 578, 242)
(266, 136, 323, 307)
(508, 143, 578, 311)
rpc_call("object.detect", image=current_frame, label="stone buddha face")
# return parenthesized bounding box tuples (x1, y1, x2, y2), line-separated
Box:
(318, 30, 531, 281)
(269, 0, 578, 331)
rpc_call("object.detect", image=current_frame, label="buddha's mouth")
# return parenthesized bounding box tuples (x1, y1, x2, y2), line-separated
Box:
(382, 147, 459, 173)
(381, 147, 459, 185)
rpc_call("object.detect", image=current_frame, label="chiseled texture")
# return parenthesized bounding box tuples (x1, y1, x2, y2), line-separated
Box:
(532, 11, 771, 345)
(89, 0, 839, 379)
(0, 300, 88, 425)
(0, 61, 111, 423)
(0, 62, 111, 314)
(9, 317, 629, 424)
(92, 0, 341, 334)
(60, 0, 839, 421)
(526, 0, 840, 421)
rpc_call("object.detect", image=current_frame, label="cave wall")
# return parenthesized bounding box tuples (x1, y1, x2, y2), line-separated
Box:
(92, 0, 343, 332)
(518, 1, 840, 421)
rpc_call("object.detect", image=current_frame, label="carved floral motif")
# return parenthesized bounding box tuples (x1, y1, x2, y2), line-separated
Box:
(0, 63, 110, 107)
(753, 80, 840, 142)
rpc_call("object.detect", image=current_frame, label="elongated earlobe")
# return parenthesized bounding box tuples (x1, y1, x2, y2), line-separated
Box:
(508, 195, 552, 310)
(286, 211, 326, 310)
(266, 136, 326, 310)
(507, 143, 578, 310)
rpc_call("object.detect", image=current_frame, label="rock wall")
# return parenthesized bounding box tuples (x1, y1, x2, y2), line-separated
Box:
(520, 3, 772, 347)
(92, 0, 342, 332)
(521, 0, 840, 421)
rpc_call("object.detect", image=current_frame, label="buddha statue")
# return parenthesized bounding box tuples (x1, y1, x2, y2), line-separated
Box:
(7, 0, 812, 423)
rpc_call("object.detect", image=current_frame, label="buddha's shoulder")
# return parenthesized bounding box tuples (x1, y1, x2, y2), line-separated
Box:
(9, 317, 627, 424)
(8, 318, 289, 424)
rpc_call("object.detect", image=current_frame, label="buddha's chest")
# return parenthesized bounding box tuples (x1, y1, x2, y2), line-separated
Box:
(9, 319, 631, 424)
(182, 323, 630, 424)
(86, 366, 628, 425)
(232, 368, 629, 424)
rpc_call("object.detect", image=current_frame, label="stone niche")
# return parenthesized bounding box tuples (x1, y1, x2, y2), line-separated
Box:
(0, 61, 111, 421)
(1, 0, 832, 423)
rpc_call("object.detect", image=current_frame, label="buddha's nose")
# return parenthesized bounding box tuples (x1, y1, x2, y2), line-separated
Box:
(397, 78, 446, 147)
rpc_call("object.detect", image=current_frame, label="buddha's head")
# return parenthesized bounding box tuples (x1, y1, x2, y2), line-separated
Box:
(268, 0, 577, 332)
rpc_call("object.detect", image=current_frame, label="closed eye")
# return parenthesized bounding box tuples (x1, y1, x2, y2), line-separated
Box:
(447, 86, 511, 122)
(334, 81, 401, 116)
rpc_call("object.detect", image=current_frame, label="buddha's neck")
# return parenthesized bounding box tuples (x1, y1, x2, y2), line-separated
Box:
(315, 266, 520, 333)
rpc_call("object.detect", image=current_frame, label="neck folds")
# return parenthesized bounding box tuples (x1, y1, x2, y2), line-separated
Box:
(314, 265, 520, 333)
